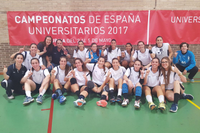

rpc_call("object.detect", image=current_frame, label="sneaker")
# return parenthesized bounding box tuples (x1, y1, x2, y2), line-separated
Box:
(158, 102, 166, 111)
(52, 93, 58, 100)
(148, 102, 156, 110)
(23, 97, 34, 105)
(182, 93, 194, 100)
(74, 99, 86, 107)
(115, 96, 122, 103)
(36, 95, 43, 104)
(96, 100, 107, 107)
(170, 103, 178, 113)
(110, 96, 116, 103)
(58, 95, 66, 104)
(190, 79, 194, 82)
(121, 99, 129, 107)
(134, 100, 141, 109)
(8, 95, 14, 99)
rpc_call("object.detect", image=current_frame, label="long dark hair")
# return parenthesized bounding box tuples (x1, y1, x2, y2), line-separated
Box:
(109, 39, 116, 52)
(74, 58, 88, 72)
(91, 43, 100, 56)
(60, 56, 70, 76)
(41, 36, 54, 53)
(98, 56, 106, 73)
(155, 36, 163, 47)
(76, 40, 84, 53)
(134, 59, 143, 78)
(160, 57, 172, 85)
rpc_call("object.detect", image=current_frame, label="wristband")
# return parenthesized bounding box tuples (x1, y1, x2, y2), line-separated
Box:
(149, 50, 152, 54)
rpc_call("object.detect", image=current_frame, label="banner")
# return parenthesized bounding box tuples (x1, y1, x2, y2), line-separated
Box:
(7, 11, 148, 46)
(7, 10, 200, 46)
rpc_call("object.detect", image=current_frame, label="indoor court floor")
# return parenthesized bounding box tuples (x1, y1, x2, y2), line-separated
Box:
(0, 74, 200, 133)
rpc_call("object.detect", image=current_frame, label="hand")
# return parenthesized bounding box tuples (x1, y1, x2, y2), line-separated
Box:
(90, 50, 93, 59)
(107, 70, 111, 77)
(41, 65, 46, 70)
(102, 45, 106, 50)
(83, 73, 87, 79)
(121, 51, 125, 58)
(183, 69, 187, 75)
(145, 69, 150, 76)
(148, 45, 152, 50)
(131, 48, 135, 56)
(43, 46, 47, 53)
(143, 65, 149, 70)
(3, 66, 7, 74)
(47, 62, 52, 68)
(140, 69, 144, 75)
(174, 51, 178, 58)
(28, 70, 33, 77)
(51, 69, 56, 75)
(71, 70, 75, 76)
(19, 46, 25, 53)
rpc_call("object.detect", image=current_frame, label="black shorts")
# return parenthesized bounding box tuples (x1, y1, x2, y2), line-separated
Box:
(95, 83, 101, 88)
(33, 83, 50, 93)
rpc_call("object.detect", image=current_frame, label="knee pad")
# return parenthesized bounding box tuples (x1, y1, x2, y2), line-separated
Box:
(70, 78, 77, 85)
(103, 83, 109, 92)
(87, 81, 95, 90)
(84, 87, 89, 92)
(135, 86, 142, 97)
(1, 79, 12, 88)
(122, 83, 128, 94)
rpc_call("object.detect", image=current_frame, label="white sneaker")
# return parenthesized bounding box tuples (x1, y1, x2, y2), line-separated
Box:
(121, 99, 129, 107)
(8, 95, 14, 99)
(73, 99, 86, 107)
(134, 100, 140, 109)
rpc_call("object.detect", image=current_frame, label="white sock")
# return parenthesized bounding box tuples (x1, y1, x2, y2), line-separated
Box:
(109, 87, 114, 91)
(25, 91, 31, 97)
(158, 95, 164, 103)
(117, 88, 122, 96)
(146, 95, 153, 102)
(40, 89, 46, 96)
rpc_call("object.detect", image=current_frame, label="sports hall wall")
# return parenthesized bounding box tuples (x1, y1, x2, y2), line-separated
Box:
(0, 0, 200, 72)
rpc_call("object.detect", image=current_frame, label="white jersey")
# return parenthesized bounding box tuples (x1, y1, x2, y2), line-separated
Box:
(24, 68, 50, 84)
(73, 48, 88, 62)
(125, 67, 144, 86)
(22, 51, 43, 70)
(152, 43, 169, 62)
(103, 47, 121, 63)
(160, 67, 181, 90)
(69, 68, 91, 86)
(145, 67, 160, 87)
(86, 63, 108, 85)
(106, 66, 126, 85)
(122, 50, 131, 62)
(133, 49, 151, 66)
(53, 66, 68, 85)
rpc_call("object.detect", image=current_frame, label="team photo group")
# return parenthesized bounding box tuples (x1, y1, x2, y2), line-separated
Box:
(1, 35, 198, 113)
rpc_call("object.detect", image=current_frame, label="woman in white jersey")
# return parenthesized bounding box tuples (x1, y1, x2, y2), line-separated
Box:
(152, 36, 173, 62)
(102, 39, 121, 68)
(131, 41, 153, 69)
(143, 57, 166, 111)
(73, 40, 88, 63)
(122, 59, 144, 108)
(66, 58, 91, 107)
(105, 58, 126, 105)
(121, 43, 134, 68)
(21, 58, 50, 105)
(160, 57, 193, 112)
(51, 56, 71, 104)
(10, 43, 45, 70)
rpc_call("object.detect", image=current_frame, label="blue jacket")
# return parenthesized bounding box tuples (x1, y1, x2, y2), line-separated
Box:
(173, 50, 196, 71)
(88, 49, 102, 63)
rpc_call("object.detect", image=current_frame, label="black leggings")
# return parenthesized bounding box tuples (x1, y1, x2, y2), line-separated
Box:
(176, 64, 198, 79)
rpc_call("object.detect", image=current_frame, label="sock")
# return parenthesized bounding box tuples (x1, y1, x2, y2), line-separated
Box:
(123, 93, 128, 99)
(110, 90, 115, 98)
(146, 95, 153, 103)
(39, 89, 46, 96)
(174, 93, 180, 104)
(100, 95, 107, 100)
(75, 90, 80, 97)
(79, 95, 85, 99)
(158, 95, 164, 103)
(117, 88, 122, 96)
(56, 89, 62, 96)
(136, 96, 140, 101)
(109, 87, 114, 91)
(62, 88, 67, 94)
(25, 90, 31, 97)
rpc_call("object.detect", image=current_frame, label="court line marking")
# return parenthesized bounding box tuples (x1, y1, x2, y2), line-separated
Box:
(48, 87, 55, 133)
(187, 99, 200, 110)
(41, 108, 50, 111)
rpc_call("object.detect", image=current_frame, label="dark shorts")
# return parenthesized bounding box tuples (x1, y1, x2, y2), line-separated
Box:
(33, 83, 50, 93)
